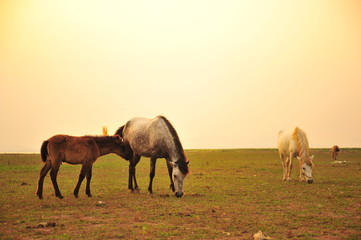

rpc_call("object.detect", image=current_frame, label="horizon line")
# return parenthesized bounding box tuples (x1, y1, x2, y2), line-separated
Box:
(2, 147, 361, 154)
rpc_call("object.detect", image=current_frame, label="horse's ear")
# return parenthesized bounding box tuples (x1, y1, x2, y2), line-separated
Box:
(297, 156, 302, 161)
(115, 134, 124, 143)
(310, 155, 314, 161)
(186, 161, 189, 165)
(169, 161, 177, 168)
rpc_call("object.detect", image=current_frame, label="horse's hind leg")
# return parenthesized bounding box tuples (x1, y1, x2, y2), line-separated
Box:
(74, 164, 90, 198)
(37, 161, 51, 199)
(85, 164, 93, 197)
(148, 158, 157, 194)
(50, 164, 63, 199)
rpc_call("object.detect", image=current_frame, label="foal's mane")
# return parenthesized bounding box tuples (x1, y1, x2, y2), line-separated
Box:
(292, 127, 312, 165)
(159, 116, 189, 175)
(85, 135, 118, 145)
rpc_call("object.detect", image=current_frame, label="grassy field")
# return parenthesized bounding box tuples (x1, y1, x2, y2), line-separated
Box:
(0, 149, 360, 239)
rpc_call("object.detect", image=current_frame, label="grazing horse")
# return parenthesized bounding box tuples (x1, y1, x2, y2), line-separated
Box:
(36, 134, 127, 199)
(277, 127, 314, 183)
(331, 145, 340, 160)
(115, 116, 189, 197)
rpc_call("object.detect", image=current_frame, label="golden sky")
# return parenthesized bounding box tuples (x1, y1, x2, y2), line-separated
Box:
(1, 0, 361, 151)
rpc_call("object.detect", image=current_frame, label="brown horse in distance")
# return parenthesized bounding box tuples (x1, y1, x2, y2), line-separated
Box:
(36, 134, 129, 199)
(332, 145, 340, 160)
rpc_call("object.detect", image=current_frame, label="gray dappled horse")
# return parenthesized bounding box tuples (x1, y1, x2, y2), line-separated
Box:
(37, 134, 127, 199)
(116, 116, 189, 197)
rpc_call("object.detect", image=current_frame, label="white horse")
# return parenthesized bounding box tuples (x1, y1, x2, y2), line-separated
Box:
(277, 127, 314, 183)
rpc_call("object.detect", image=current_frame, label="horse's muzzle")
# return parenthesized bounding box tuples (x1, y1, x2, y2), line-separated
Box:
(175, 192, 184, 198)
(307, 178, 314, 184)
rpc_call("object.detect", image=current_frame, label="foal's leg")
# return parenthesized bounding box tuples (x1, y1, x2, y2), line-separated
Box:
(37, 161, 52, 199)
(85, 164, 93, 197)
(166, 158, 175, 192)
(148, 157, 157, 194)
(74, 164, 90, 198)
(50, 163, 63, 199)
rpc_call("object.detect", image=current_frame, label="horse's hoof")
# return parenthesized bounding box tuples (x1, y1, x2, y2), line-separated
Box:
(57, 195, 64, 199)
(87, 194, 92, 197)
(37, 193, 43, 199)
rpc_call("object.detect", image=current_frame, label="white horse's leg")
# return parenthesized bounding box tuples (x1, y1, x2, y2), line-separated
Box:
(298, 159, 303, 181)
(287, 153, 293, 181)
(280, 154, 287, 181)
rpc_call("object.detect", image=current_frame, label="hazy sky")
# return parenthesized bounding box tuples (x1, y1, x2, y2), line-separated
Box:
(1, 0, 360, 152)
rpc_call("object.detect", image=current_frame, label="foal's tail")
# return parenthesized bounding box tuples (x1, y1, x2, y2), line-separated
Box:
(40, 140, 49, 162)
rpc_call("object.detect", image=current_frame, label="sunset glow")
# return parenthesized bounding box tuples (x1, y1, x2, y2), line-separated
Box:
(1, 0, 360, 151)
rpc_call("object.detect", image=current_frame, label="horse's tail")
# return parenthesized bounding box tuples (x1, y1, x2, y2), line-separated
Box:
(40, 140, 49, 162)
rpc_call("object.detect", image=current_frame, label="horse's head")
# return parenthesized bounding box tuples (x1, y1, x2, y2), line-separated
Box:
(112, 135, 133, 160)
(170, 161, 189, 197)
(297, 155, 314, 184)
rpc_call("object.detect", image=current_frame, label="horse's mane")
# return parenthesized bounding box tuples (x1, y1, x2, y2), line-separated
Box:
(115, 126, 124, 137)
(159, 116, 189, 175)
(85, 135, 119, 145)
(292, 127, 312, 165)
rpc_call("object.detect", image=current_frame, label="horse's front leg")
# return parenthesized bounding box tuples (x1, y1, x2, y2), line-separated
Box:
(298, 159, 303, 181)
(128, 163, 133, 190)
(279, 154, 287, 181)
(50, 163, 63, 199)
(148, 158, 157, 194)
(286, 154, 293, 181)
(166, 158, 175, 192)
(74, 164, 89, 198)
(37, 161, 51, 199)
(85, 164, 93, 197)
(129, 154, 141, 192)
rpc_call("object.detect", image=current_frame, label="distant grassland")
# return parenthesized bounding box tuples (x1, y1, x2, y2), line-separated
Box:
(0, 149, 360, 239)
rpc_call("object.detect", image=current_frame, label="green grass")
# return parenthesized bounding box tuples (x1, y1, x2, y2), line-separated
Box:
(0, 149, 360, 239)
